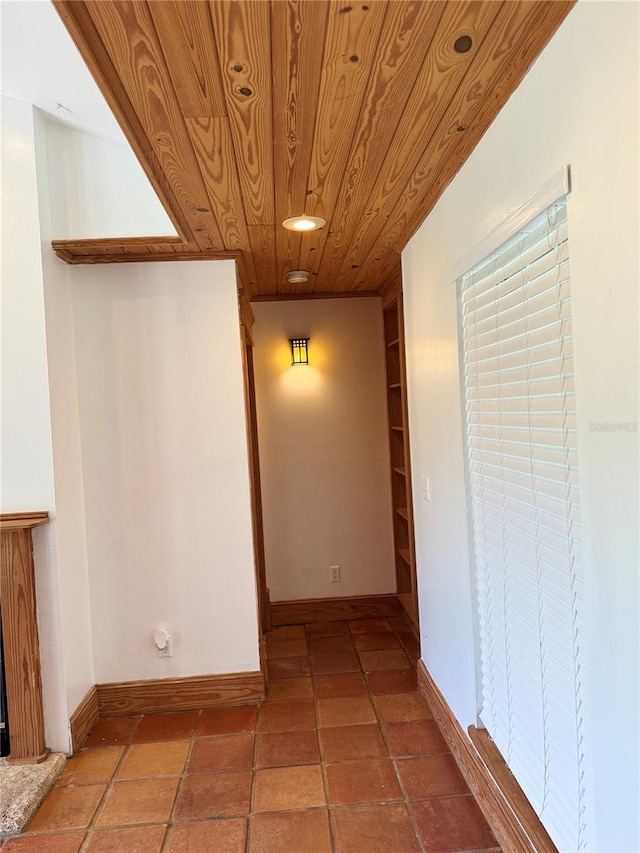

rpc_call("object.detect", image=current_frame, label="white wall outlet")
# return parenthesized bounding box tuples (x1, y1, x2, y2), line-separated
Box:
(158, 635, 173, 657)
(330, 565, 341, 583)
(154, 629, 173, 657)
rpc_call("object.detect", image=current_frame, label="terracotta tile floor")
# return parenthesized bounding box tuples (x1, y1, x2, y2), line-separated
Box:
(3, 614, 500, 852)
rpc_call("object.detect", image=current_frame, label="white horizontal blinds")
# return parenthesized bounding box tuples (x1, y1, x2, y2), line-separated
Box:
(459, 200, 590, 852)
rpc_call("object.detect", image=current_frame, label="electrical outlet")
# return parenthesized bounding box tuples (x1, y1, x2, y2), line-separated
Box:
(330, 565, 341, 583)
(154, 629, 173, 658)
(158, 635, 173, 657)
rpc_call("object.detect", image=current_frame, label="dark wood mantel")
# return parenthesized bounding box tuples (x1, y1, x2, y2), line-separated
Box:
(0, 511, 50, 763)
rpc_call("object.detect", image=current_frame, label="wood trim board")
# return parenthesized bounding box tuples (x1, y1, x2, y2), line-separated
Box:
(96, 671, 265, 718)
(469, 725, 558, 853)
(69, 686, 99, 754)
(52, 238, 238, 266)
(0, 512, 49, 532)
(270, 594, 402, 626)
(417, 659, 557, 853)
(0, 523, 50, 763)
(251, 291, 380, 303)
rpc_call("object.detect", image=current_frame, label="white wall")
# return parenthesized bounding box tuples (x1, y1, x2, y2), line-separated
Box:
(1, 95, 71, 751)
(1, 98, 55, 510)
(35, 110, 96, 723)
(71, 261, 260, 682)
(1, 96, 260, 746)
(402, 3, 639, 851)
(43, 119, 175, 239)
(252, 298, 395, 601)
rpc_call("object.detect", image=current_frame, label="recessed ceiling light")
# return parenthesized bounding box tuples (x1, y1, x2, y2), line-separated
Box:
(282, 215, 326, 232)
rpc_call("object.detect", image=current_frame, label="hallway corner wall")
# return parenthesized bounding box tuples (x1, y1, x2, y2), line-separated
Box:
(252, 297, 395, 602)
(69, 260, 260, 684)
(402, 4, 639, 850)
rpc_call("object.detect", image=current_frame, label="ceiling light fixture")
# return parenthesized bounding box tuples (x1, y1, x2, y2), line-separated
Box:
(287, 270, 310, 284)
(282, 215, 326, 232)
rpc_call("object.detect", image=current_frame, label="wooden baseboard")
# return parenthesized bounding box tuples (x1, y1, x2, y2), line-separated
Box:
(270, 594, 402, 626)
(417, 660, 557, 853)
(96, 671, 265, 718)
(69, 685, 99, 753)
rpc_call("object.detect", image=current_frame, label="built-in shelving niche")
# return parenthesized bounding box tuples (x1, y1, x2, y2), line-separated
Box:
(383, 297, 418, 628)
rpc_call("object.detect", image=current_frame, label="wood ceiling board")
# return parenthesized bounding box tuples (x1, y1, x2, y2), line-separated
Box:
(314, 0, 446, 288)
(272, 0, 330, 288)
(185, 116, 258, 288)
(275, 229, 301, 295)
(292, 228, 328, 292)
(51, 0, 576, 294)
(354, 0, 575, 290)
(333, 0, 502, 290)
(53, 1, 193, 243)
(185, 117, 247, 250)
(297, 0, 387, 281)
(247, 225, 277, 296)
(147, 0, 227, 119)
(85, 0, 225, 252)
(397, 0, 576, 248)
(379, 260, 403, 303)
(210, 1, 275, 226)
(274, 229, 331, 297)
(380, 261, 403, 307)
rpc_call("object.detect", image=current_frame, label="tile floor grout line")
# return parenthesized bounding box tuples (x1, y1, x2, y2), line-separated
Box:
(82, 709, 198, 852)
(370, 617, 426, 853)
(245, 694, 262, 853)
(307, 619, 337, 852)
(161, 719, 201, 851)
(75, 730, 134, 851)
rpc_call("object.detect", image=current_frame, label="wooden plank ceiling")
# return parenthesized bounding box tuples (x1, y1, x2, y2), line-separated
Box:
(52, 0, 574, 300)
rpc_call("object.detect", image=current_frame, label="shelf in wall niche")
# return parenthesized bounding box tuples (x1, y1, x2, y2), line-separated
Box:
(398, 548, 411, 565)
(383, 293, 418, 630)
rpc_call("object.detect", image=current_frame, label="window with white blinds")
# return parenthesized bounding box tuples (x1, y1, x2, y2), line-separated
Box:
(458, 197, 590, 852)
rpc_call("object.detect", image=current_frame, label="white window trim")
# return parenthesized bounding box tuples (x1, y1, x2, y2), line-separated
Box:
(451, 166, 571, 283)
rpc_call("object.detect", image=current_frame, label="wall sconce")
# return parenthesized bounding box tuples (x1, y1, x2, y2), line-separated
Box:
(290, 338, 309, 365)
